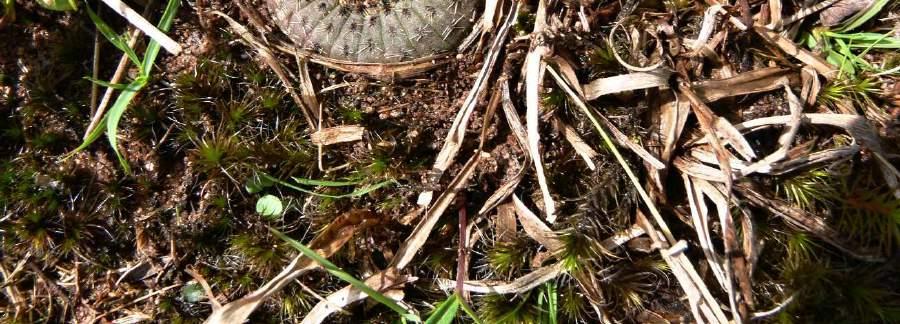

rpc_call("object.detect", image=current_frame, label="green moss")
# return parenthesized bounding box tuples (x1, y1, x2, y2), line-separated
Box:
(486, 236, 532, 279)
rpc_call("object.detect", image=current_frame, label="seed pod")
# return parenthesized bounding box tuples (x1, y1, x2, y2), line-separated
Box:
(266, 0, 478, 64)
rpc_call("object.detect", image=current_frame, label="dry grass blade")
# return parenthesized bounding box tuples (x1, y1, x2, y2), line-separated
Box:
(204, 211, 378, 324)
(688, 5, 724, 50)
(656, 97, 691, 163)
(775, 0, 843, 28)
(677, 84, 744, 322)
(524, 42, 557, 221)
(99, 0, 181, 54)
(438, 227, 645, 294)
(678, 83, 735, 189)
(714, 117, 758, 162)
(691, 67, 797, 103)
(494, 203, 518, 243)
(82, 28, 142, 140)
(554, 116, 598, 170)
(438, 262, 566, 294)
(682, 175, 728, 290)
(548, 55, 585, 98)
(300, 269, 412, 324)
(694, 179, 752, 319)
(512, 195, 563, 252)
(583, 69, 672, 101)
(481, 0, 500, 32)
(735, 183, 882, 261)
(729, 113, 899, 197)
(754, 27, 837, 78)
(295, 57, 321, 123)
(664, 241, 731, 324)
(739, 84, 804, 176)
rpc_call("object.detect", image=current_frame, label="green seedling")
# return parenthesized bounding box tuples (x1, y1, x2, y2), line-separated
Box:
(64, 0, 179, 173)
(269, 227, 421, 323)
(255, 194, 283, 219)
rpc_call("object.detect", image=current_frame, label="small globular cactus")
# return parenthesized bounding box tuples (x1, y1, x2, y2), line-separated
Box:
(266, 0, 478, 63)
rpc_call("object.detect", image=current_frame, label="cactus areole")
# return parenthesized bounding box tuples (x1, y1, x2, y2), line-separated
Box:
(266, 0, 478, 64)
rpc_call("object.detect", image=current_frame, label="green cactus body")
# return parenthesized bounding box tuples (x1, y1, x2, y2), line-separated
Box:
(266, 0, 478, 63)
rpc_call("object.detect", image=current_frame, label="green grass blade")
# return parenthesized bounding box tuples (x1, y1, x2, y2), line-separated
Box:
(456, 295, 483, 324)
(289, 177, 362, 187)
(63, 113, 108, 160)
(140, 0, 179, 76)
(424, 294, 460, 324)
(263, 173, 396, 199)
(541, 283, 558, 324)
(101, 0, 179, 173)
(268, 227, 420, 322)
(105, 80, 145, 173)
(824, 32, 900, 49)
(84, 76, 130, 90)
(85, 5, 143, 70)
(833, 0, 889, 33)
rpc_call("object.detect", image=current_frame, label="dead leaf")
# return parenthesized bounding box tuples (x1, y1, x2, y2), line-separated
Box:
(310, 126, 365, 146)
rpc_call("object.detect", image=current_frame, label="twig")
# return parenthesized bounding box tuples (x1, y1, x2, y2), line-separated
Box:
(83, 28, 142, 140)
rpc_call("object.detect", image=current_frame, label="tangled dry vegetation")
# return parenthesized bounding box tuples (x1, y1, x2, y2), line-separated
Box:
(1, 0, 900, 323)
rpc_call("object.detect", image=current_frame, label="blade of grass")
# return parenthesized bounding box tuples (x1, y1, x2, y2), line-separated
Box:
(262, 173, 395, 199)
(139, 0, 179, 75)
(547, 67, 675, 243)
(424, 294, 461, 324)
(833, 0, 889, 33)
(104, 0, 179, 171)
(85, 4, 143, 71)
(539, 283, 558, 324)
(83, 77, 130, 90)
(457, 294, 483, 324)
(289, 177, 362, 187)
(105, 79, 144, 172)
(268, 227, 420, 322)
(823, 32, 900, 49)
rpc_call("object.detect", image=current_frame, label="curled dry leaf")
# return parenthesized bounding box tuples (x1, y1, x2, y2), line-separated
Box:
(583, 68, 672, 101)
(512, 195, 563, 252)
(691, 67, 798, 103)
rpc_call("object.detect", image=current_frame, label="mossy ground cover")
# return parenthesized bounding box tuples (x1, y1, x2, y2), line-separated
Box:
(1, 0, 899, 323)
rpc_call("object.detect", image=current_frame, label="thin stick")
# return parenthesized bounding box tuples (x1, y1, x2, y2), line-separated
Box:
(83, 28, 142, 140)
(90, 4, 102, 114)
